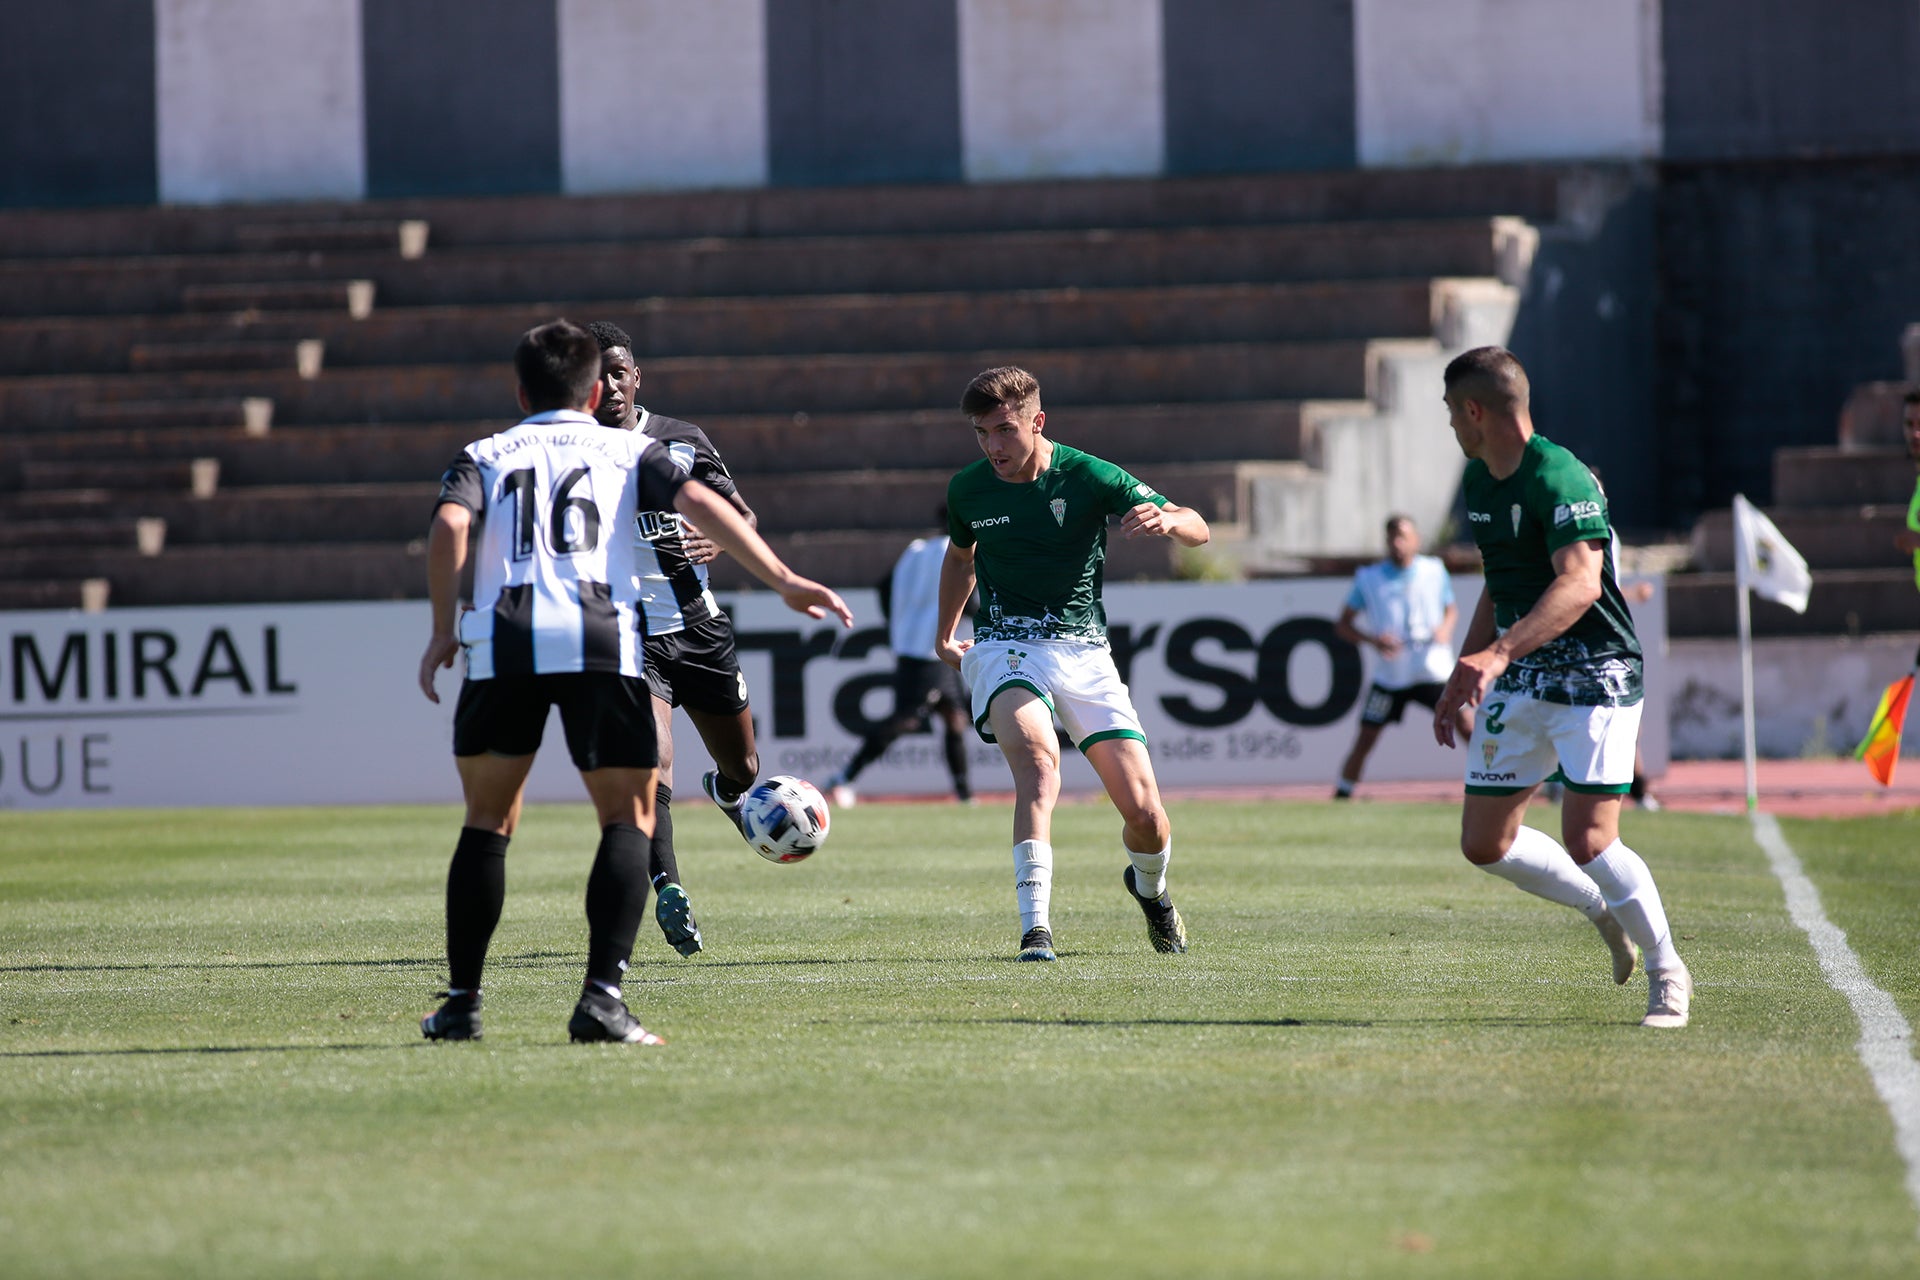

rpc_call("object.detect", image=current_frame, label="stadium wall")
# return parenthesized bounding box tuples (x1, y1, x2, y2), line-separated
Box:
(0, 0, 1761, 207)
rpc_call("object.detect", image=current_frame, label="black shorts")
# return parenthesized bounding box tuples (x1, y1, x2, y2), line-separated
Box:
(453, 672, 659, 771)
(642, 614, 749, 714)
(891, 656, 967, 718)
(1359, 680, 1445, 728)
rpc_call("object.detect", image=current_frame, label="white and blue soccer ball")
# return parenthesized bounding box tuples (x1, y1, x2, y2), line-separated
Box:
(740, 775, 830, 864)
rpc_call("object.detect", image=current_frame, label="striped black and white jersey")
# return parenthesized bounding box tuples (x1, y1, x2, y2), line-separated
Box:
(436, 409, 687, 679)
(632, 408, 743, 636)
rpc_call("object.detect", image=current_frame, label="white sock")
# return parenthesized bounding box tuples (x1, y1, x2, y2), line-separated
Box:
(1581, 839, 1682, 972)
(1013, 840, 1053, 933)
(1480, 825, 1607, 919)
(1127, 839, 1170, 900)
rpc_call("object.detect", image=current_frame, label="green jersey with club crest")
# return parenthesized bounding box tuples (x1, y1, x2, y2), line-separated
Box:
(947, 442, 1166, 645)
(1463, 433, 1642, 706)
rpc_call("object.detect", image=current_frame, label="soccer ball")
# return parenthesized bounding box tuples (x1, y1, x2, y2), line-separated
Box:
(739, 775, 830, 864)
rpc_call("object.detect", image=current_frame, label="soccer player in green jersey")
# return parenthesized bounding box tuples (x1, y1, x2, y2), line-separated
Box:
(1433, 347, 1691, 1028)
(934, 366, 1211, 962)
(1894, 389, 1920, 584)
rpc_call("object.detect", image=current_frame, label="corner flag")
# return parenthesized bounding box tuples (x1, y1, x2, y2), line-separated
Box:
(1855, 675, 1912, 786)
(1731, 494, 1811, 613)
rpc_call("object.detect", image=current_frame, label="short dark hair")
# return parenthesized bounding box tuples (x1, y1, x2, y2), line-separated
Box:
(1443, 346, 1530, 413)
(1385, 513, 1416, 538)
(514, 319, 601, 412)
(961, 366, 1040, 420)
(587, 320, 633, 354)
(1904, 387, 1920, 406)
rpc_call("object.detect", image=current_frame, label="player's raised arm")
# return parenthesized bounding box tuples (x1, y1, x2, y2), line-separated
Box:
(672, 479, 852, 627)
(933, 537, 977, 670)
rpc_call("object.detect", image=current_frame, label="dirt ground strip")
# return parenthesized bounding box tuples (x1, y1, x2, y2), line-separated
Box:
(894, 759, 1920, 820)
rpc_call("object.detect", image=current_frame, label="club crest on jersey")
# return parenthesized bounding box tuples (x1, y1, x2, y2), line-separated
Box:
(1006, 650, 1026, 671)
(1049, 498, 1066, 527)
(1482, 740, 1498, 768)
(1510, 504, 1522, 535)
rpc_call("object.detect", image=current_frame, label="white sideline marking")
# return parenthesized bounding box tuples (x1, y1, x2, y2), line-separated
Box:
(1752, 811, 1920, 1232)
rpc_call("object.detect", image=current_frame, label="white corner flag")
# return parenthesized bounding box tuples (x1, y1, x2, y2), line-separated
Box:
(1731, 494, 1813, 812)
(1732, 494, 1812, 614)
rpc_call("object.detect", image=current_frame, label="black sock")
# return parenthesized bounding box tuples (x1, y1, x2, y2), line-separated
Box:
(446, 827, 509, 993)
(585, 823, 649, 988)
(1629, 773, 1648, 801)
(647, 784, 679, 886)
(714, 770, 753, 805)
(944, 728, 971, 801)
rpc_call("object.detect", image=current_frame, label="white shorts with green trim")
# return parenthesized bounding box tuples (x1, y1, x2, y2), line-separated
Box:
(961, 638, 1145, 750)
(1466, 691, 1643, 795)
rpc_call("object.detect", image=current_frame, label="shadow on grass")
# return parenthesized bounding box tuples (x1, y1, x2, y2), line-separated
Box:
(0, 950, 593, 976)
(0, 1042, 412, 1060)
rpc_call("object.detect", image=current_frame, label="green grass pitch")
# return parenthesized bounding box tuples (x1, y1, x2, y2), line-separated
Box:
(4, 797, 1919, 1278)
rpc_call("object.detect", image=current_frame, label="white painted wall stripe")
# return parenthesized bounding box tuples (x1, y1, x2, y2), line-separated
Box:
(957, 0, 1163, 182)
(155, 0, 365, 203)
(1752, 811, 1920, 1233)
(1353, 0, 1660, 166)
(558, 0, 767, 193)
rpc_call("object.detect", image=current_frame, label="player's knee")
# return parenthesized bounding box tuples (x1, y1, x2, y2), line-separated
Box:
(1122, 800, 1170, 849)
(1459, 832, 1506, 866)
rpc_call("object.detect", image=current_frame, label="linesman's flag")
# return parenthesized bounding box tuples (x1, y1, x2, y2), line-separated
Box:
(1732, 494, 1811, 613)
(1855, 674, 1913, 786)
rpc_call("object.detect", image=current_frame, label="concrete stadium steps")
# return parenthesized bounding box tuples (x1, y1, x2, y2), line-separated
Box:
(0, 514, 164, 554)
(1668, 569, 1918, 637)
(0, 403, 1319, 493)
(0, 219, 1518, 318)
(0, 578, 109, 611)
(1838, 382, 1915, 448)
(703, 401, 1322, 476)
(0, 166, 1569, 259)
(1690, 503, 1912, 571)
(18, 457, 219, 496)
(1771, 447, 1916, 507)
(0, 279, 1440, 376)
(0, 423, 476, 488)
(737, 459, 1269, 534)
(0, 543, 423, 607)
(71, 396, 273, 434)
(703, 524, 1215, 595)
(0, 341, 1374, 430)
(181, 279, 376, 316)
(0, 484, 437, 547)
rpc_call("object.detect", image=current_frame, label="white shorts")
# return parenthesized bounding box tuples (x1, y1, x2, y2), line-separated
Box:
(1466, 692, 1643, 794)
(961, 638, 1145, 750)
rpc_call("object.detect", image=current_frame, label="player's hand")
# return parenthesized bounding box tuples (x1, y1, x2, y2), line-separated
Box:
(1374, 633, 1404, 659)
(935, 636, 972, 671)
(418, 633, 460, 703)
(1895, 531, 1920, 554)
(679, 517, 720, 565)
(1433, 649, 1507, 748)
(1119, 502, 1174, 539)
(780, 578, 854, 627)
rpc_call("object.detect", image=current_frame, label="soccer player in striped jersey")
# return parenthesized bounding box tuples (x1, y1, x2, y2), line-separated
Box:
(588, 321, 763, 958)
(416, 320, 851, 1045)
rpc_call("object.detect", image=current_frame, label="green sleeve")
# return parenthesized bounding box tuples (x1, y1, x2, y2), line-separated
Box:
(1084, 455, 1166, 514)
(1535, 453, 1610, 553)
(946, 478, 974, 549)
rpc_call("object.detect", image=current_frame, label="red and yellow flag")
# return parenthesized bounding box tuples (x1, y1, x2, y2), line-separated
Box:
(1855, 674, 1914, 786)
